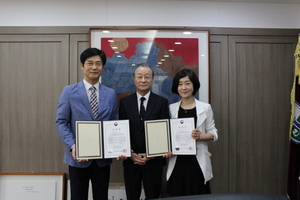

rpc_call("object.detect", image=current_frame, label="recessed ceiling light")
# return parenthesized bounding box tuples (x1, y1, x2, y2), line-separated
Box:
(183, 31, 191, 35)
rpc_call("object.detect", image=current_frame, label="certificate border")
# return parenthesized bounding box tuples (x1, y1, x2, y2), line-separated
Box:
(170, 117, 197, 155)
(76, 121, 103, 159)
(102, 120, 131, 158)
(144, 119, 171, 157)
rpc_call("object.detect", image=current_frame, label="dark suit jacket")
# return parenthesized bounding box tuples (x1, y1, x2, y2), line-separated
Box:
(119, 92, 169, 169)
(56, 81, 118, 168)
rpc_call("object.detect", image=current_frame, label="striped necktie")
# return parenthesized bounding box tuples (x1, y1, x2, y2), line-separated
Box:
(89, 86, 98, 118)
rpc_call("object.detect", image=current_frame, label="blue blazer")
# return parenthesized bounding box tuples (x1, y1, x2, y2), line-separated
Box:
(56, 81, 118, 168)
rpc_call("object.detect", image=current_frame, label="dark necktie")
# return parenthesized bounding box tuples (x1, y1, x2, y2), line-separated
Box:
(139, 97, 146, 121)
(89, 86, 98, 118)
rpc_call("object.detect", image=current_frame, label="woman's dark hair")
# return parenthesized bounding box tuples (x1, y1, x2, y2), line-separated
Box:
(171, 68, 200, 96)
(80, 48, 107, 65)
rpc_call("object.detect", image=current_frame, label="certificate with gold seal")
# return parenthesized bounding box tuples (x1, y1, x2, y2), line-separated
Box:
(103, 120, 131, 158)
(170, 117, 196, 155)
(76, 121, 103, 160)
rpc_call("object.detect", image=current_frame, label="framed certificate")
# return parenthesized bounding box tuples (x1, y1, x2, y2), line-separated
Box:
(102, 120, 131, 158)
(0, 173, 65, 200)
(170, 118, 196, 155)
(144, 119, 171, 157)
(75, 121, 103, 160)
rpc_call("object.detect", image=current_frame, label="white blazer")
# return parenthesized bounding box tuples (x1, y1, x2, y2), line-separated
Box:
(166, 99, 218, 184)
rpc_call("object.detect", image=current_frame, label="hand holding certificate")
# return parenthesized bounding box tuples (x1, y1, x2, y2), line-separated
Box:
(75, 120, 131, 160)
(170, 117, 196, 155)
(144, 118, 196, 157)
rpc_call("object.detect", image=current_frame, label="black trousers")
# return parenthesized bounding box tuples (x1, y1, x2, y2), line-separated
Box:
(124, 165, 162, 200)
(69, 161, 110, 200)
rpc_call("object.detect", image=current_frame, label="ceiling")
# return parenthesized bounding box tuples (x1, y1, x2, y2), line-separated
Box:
(210, 0, 300, 2)
(154, 0, 300, 3)
(7, 0, 300, 4)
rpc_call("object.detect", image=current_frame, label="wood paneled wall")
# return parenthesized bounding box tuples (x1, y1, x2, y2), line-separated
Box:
(0, 27, 298, 195)
(209, 35, 230, 193)
(228, 36, 295, 193)
(0, 34, 69, 173)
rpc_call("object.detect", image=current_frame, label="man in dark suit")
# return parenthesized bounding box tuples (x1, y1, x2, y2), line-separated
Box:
(56, 48, 118, 200)
(119, 63, 170, 200)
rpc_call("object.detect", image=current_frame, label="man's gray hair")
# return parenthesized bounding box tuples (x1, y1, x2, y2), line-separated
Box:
(133, 63, 154, 77)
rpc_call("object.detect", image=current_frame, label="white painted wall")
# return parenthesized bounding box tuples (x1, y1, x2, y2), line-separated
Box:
(0, 0, 299, 28)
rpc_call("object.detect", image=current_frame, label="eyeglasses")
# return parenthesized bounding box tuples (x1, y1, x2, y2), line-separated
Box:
(135, 75, 153, 81)
(85, 61, 103, 67)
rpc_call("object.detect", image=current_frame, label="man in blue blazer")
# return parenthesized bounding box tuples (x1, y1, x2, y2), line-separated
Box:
(119, 63, 170, 200)
(56, 48, 118, 200)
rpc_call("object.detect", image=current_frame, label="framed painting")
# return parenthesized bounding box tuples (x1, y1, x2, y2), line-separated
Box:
(0, 173, 65, 200)
(90, 28, 210, 104)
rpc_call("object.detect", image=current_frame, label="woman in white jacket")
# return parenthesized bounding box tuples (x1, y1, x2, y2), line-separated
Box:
(166, 68, 218, 197)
